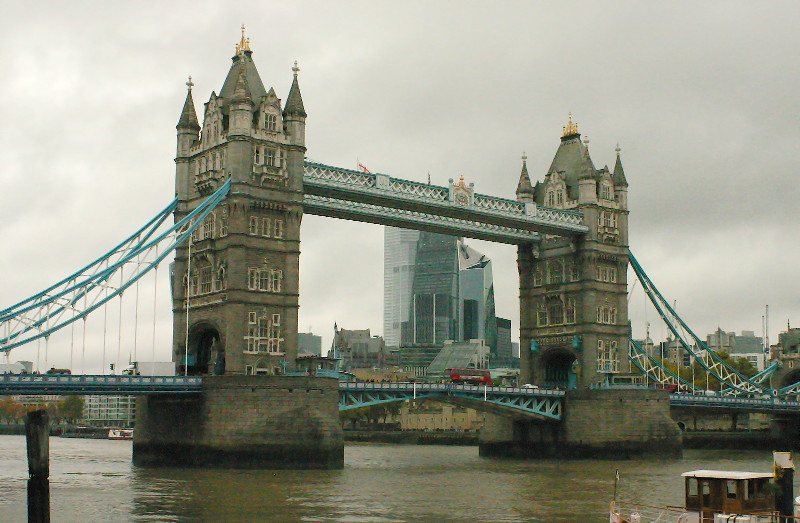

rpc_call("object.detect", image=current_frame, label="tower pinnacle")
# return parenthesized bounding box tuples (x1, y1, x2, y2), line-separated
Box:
(562, 112, 580, 138)
(235, 24, 251, 56)
(186, 75, 194, 91)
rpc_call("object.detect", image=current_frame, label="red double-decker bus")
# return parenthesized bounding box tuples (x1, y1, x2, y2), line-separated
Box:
(447, 368, 492, 385)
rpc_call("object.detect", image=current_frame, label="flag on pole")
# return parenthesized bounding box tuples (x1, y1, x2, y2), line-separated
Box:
(357, 163, 371, 174)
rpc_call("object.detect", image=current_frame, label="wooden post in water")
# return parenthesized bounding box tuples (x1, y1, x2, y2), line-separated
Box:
(25, 409, 50, 523)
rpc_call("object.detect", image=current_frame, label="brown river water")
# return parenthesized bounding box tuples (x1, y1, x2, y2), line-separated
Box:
(0, 435, 792, 522)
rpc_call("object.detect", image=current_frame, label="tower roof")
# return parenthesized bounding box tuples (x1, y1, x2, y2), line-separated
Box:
(548, 115, 596, 189)
(218, 33, 268, 113)
(283, 61, 306, 117)
(177, 78, 200, 131)
(230, 68, 254, 105)
(613, 144, 628, 187)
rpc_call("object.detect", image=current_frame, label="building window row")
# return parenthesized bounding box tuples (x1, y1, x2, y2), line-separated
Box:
(597, 265, 617, 283)
(536, 298, 577, 326)
(597, 339, 619, 372)
(597, 305, 617, 324)
(253, 145, 283, 168)
(186, 265, 226, 297)
(598, 211, 619, 229)
(249, 216, 284, 238)
(196, 151, 224, 175)
(191, 212, 228, 242)
(247, 267, 283, 293)
(245, 312, 283, 354)
(546, 189, 565, 207)
(533, 262, 580, 287)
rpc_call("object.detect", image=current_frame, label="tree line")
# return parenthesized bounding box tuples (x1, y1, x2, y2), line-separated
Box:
(0, 396, 84, 425)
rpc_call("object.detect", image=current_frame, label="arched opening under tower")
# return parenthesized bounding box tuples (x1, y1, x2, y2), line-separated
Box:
(541, 348, 577, 389)
(182, 323, 223, 376)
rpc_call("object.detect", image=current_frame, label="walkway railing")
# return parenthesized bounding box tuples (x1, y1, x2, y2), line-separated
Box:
(0, 374, 202, 395)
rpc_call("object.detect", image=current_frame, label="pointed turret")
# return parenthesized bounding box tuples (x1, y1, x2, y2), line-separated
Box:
(284, 61, 306, 117)
(230, 68, 254, 105)
(218, 27, 267, 115)
(516, 152, 535, 202)
(612, 144, 628, 187)
(177, 78, 201, 131)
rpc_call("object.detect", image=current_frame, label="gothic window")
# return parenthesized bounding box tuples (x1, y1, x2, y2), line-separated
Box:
(597, 265, 617, 283)
(265, 113, 277, 131)
(244, 312, 283, 354)
(261, 217, 271, 237)
(548, 299, 564, 325)
(201, 214, 215, 240)
(537, 306, 548, 327)
(249, 216, 259, 235)
(198, 266, 213, 294)
(533, 271, 543, 287)
(266, 148, 276, 167)
(601, 184, 613, 200)
(219, 210, 228, 236)
(556, 190, 564, 206)
(548, 261, 563, 284)
(217, 266, 226, 291)
(565, 298, 576, 324)
(273, 219, 284, 238)
(547, 190, 555, 206)
(596, 305, 617, 324)
(248, 267, 283, 293)
(254, 146, 262, 165)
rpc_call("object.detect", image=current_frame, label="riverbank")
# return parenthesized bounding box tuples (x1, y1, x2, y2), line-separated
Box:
(344, 430, 478, 445)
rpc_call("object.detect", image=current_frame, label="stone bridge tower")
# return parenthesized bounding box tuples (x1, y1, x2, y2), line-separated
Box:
(172, 30, 306, 375)
(516, 116, 630, 388)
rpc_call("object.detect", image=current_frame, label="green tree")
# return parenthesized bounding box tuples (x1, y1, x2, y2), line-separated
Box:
(58, 395, 85, 423)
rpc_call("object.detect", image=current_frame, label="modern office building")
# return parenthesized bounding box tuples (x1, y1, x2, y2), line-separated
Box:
(383, 227, 499, 357)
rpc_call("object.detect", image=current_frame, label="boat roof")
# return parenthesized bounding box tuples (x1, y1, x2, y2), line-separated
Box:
(682, 470, 773, 480)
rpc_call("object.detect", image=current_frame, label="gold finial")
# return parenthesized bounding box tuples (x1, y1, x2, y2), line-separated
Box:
(562, 112, 579, 137)
(292, 60, 299, 77)
(458, 175, 467, 187)
(235, 24, 251, 55)
(186, 75, 194, 91)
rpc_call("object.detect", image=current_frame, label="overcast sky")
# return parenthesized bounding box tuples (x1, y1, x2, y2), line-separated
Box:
(1, 2, 798, 372)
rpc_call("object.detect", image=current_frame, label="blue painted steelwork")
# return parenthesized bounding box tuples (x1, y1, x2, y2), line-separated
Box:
(303, 162, 588, 242)
(0, 374, 202, 395)
(338, 382, 564, 420)
(628, 251, 778, 396)
(0, 179, 231, 352)
(669, 392, 800, 413)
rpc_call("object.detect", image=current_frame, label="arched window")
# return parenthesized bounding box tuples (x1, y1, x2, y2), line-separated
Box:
(549, 261, 563, 284)
(547, 298, 563, 325)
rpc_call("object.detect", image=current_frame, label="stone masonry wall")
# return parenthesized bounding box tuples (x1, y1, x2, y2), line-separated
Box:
(134, 375, 343, 469)
(562, 388, 681, 457)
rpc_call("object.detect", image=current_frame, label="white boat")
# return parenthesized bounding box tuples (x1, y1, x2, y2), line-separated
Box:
(610, 452, 797, 523)
(107, 428, 133, 440)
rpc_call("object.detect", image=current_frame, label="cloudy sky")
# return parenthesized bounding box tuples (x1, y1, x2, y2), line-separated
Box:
(1, 2, 798, 372)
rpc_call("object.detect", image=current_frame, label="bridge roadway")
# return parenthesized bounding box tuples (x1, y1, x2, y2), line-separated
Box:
(2, 375, 799, 417)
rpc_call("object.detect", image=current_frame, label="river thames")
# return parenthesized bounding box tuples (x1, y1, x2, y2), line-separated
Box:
(0, 435, 792, 522)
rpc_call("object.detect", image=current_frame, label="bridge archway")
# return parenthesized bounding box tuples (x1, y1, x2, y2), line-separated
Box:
(541, 348, 577, 389)
(185, 322, 223, 375)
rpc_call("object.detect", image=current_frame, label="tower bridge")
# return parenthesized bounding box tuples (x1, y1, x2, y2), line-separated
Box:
(3, 30, 794, 467)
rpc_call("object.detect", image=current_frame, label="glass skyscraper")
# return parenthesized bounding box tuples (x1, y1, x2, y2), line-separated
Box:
(383, 226, 497, 354)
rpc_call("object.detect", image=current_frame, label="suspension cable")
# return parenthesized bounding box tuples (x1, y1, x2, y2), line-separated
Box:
(184, 231, 192, 376)
(117, 265, 124, 368)
(133, 253, 140, 365)
(151, 256, 158, 365)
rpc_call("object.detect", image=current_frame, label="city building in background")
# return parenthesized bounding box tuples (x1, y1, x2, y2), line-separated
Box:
(383, 227, 505, 369)
(81, 395, 136, 428)
(298, 332, 323, 356)
(329, 327, 394, 369)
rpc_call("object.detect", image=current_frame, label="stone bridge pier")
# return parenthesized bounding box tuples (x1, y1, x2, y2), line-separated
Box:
(479, 389, 681, 458)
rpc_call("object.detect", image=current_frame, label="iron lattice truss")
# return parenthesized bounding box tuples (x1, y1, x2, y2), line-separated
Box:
(0, 180, 231, 352)
(628, 251, 792, 397)
(338, 382, 564, 420)
(303, 161, 588, 242)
